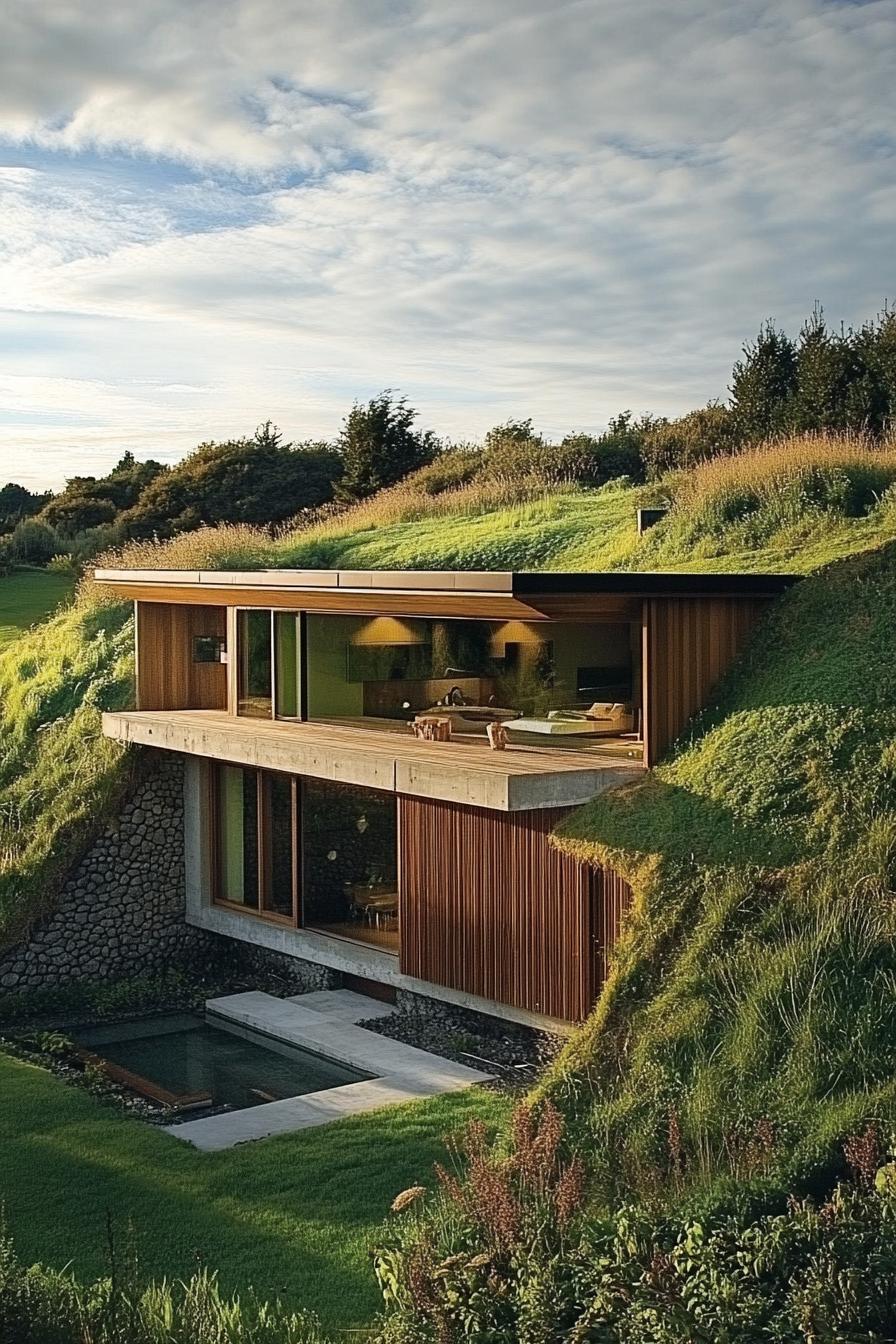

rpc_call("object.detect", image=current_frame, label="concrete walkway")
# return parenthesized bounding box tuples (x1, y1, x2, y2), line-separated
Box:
(164, 989, 493, 1151)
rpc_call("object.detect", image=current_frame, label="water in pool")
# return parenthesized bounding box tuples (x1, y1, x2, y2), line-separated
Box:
(76, 1013, 373, 1111)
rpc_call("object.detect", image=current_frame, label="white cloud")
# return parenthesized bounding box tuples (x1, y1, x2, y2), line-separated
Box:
(0, 0, 894, 486)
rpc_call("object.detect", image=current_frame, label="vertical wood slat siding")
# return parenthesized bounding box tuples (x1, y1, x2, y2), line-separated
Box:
(590, 866, 633, 985)
(643, 596, 769, 766)
(399, 797, 608, 1021)
(136, 601, 227, 711)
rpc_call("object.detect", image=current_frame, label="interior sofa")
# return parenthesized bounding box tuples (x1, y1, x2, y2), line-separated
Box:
(506, 702, 634, 738)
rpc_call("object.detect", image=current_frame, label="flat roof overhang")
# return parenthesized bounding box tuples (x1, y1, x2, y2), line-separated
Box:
(93, 566, 797, 621)
(102, 710, 645, 812)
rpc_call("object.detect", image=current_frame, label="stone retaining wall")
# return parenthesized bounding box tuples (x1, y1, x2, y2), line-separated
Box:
(0, 752, 208, 993)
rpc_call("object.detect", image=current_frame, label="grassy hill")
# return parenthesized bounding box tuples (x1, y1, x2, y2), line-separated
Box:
(3, 436, 896, 952)
(3, 435, 896, 1204)
(551, 538, 896, 1203)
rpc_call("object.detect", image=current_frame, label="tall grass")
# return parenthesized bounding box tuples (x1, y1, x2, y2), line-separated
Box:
(678, 432, 896, 509)
(0, 1225, 329, 1344)
(0, 597, 134, 947)
(635, 432, 896, 564)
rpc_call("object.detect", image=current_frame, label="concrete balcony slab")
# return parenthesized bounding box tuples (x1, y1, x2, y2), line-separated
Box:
(103, 709, 643, 811)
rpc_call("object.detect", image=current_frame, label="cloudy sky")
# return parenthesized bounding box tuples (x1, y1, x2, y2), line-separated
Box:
(1, 0, 893, 489)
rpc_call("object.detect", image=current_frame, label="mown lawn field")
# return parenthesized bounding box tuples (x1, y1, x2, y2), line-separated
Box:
(0, 567, 73, 649)
(0, 1053, 508, 1332)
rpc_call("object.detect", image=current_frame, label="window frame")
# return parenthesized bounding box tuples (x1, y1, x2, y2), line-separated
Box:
(208, 763, 300, 928)
(230, 607, 306, 722)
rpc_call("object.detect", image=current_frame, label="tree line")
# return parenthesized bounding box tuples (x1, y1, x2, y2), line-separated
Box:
(2, 303, 894, 571)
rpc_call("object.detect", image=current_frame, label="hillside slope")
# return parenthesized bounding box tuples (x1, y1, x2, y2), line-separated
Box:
(551, 537, 896, 1200)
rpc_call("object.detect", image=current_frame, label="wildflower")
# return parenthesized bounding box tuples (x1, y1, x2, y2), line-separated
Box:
(391, 1185, 426, 1214)
(844, 1123, 881, 1190)
(554, 1155, 586, 1226)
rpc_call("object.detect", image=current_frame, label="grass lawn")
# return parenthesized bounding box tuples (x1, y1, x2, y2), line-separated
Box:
(0, 1053, 509, 1331)
(0, 567, 74, 649)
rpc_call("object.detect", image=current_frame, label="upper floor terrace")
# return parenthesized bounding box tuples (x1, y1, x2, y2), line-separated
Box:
(96, 566, 797, 801)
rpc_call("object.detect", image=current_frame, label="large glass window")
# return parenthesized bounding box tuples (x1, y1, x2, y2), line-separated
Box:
(301, 779, 398, 953)
(237, 610, 273, 718)
(304, 613, 638, 741)
(211, 766, 396, 948)
(231, 607, 640, 748)
(215, 765, 260, 908)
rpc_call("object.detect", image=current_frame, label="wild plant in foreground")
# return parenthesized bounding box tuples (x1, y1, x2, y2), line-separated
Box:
(373, 1130, 896, 1343)
(374, 1099, 587, 1343)
(0, 1221, 329, 1344)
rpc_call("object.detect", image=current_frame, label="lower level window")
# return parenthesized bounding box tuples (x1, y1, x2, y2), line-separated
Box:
(211, 764, 398, 952)
(213, 765, 294, 918)
(302, 778, 399, 953)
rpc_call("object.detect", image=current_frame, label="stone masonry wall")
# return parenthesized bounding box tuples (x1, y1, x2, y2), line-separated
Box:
(0, 751, 209, 993)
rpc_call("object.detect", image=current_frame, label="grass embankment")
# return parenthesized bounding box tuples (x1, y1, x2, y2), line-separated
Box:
(0, 1051, 508, 1331)
(0, 601, 134, 947)
(0, 567, 73, 649)
(551, 537, 896, 1202)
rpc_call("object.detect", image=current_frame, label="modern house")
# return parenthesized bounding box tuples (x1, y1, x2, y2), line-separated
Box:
(96, 566, 795, 1028)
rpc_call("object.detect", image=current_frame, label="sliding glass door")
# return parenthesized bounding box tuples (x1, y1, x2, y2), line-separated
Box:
(236, 609, 302, 719)
(237, 611, 273, 718)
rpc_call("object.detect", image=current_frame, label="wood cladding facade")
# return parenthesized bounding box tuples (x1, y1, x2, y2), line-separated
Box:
(398, 796, 630, 1021)
(591, 866, 633, 986)
(129, 588, 779, 771)
(135, 601, 227, 711)
(642, 595, 769, 766)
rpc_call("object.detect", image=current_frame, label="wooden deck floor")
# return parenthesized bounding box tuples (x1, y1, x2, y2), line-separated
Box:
(103, 709, 645, 811)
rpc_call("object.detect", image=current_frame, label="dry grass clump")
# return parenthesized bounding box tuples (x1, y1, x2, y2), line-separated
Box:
(636, 432, 896, 561)
(679, 431, 896, 504)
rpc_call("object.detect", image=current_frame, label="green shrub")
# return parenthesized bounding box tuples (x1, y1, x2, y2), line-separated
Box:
(480, 415, 650, 488)
(375, 1104, 896, 1342)
(402, 448, 483, 495)
(640, 401, 741, 477)
(8, 520, 62, 567)
(45, 554, 78, 577)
